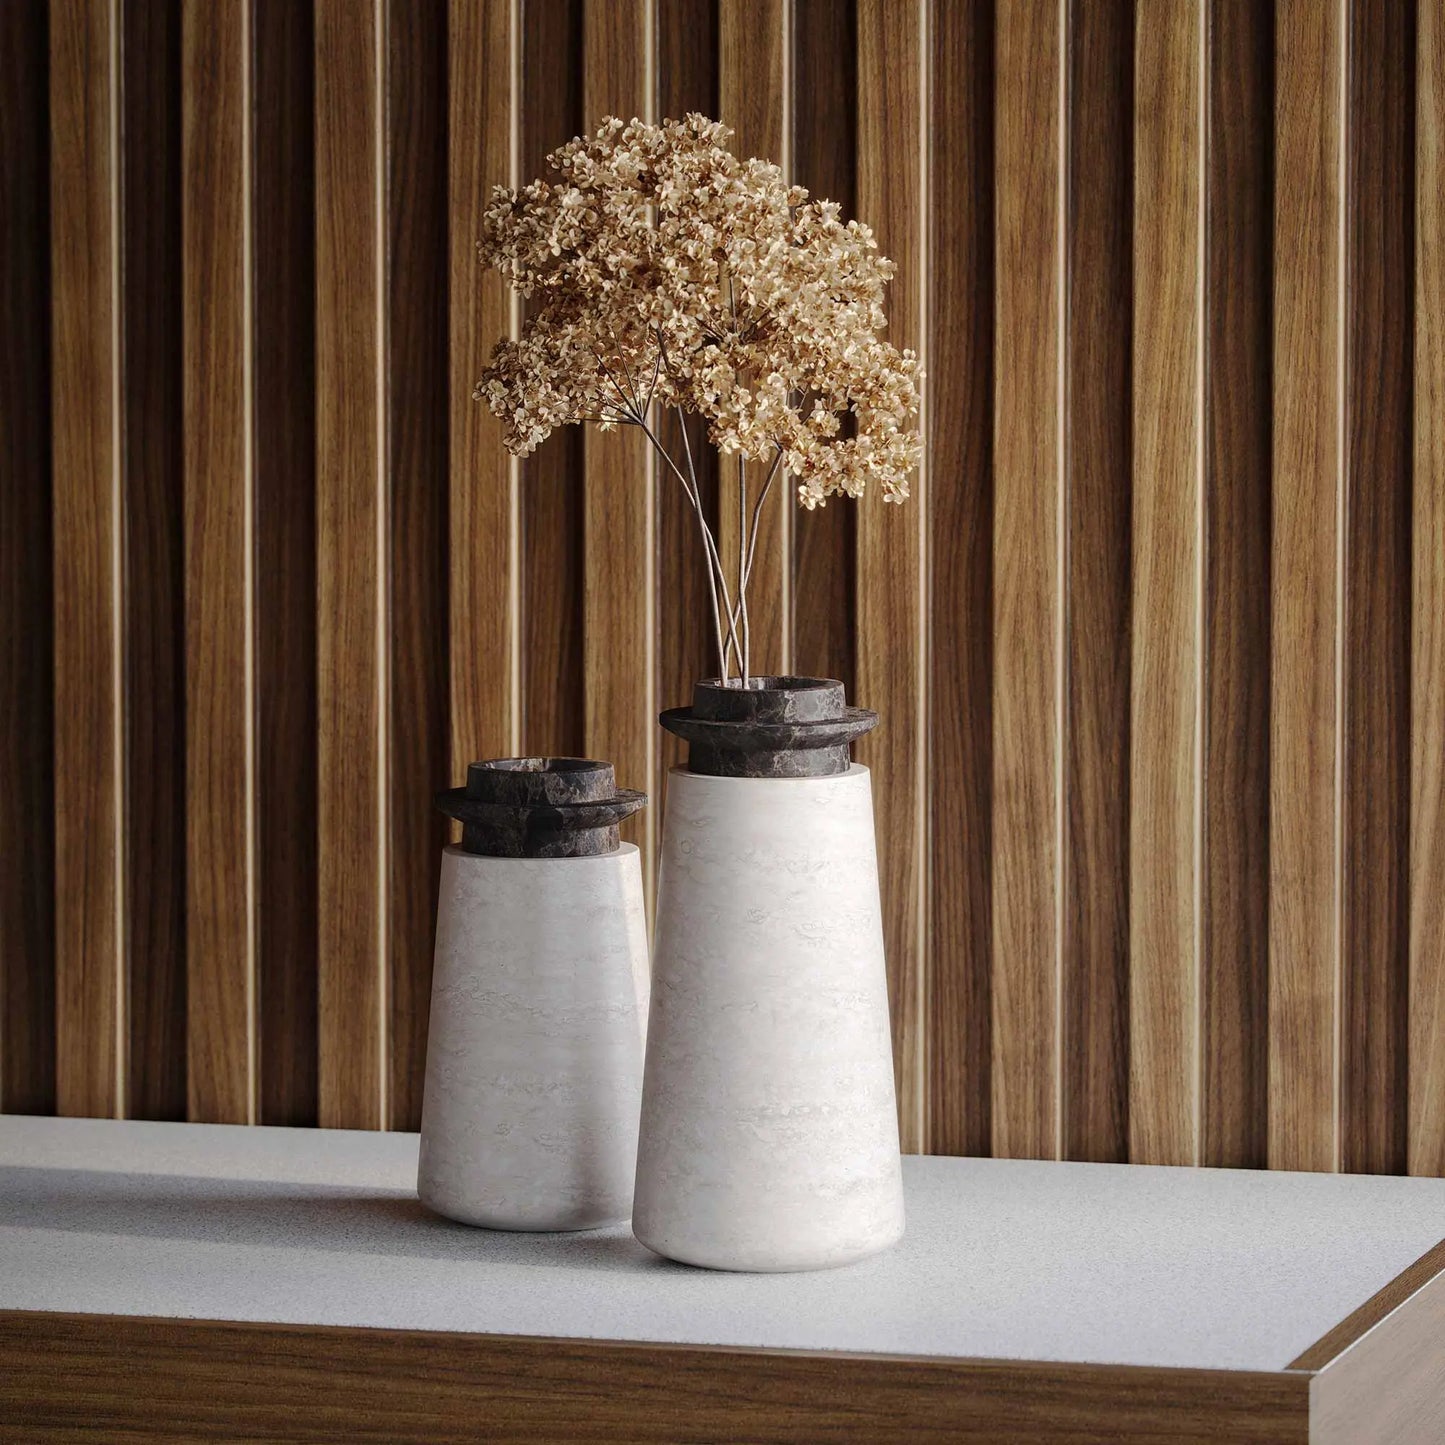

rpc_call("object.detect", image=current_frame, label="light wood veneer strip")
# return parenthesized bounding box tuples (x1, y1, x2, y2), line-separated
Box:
(1411, 0, 1445, 1180)
(855, 0, 926, 1153)
(1129, 0, 1202, 1168)
(50, 0, 124, 1120)
(718, 0, 789, 683)
(1269, 0, 1343, 1174)
(182, 0, 257, 1124)
(581, 0, 655, 905)
(991, 0, 1063, 1161)
(315, 0, 387, 1130)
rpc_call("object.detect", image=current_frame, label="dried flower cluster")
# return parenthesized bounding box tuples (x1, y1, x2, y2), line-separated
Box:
(474, 114, 921, 684)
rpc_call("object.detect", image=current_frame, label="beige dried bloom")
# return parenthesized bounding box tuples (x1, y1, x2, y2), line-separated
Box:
(474, 114, 922, 684)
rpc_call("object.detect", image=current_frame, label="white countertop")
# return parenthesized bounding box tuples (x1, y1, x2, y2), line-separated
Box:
(2, 1115, 1442, 1372)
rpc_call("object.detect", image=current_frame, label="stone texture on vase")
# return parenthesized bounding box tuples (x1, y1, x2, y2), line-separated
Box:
(632, 763, 905, 1271)
(418, 758, 649, 1231)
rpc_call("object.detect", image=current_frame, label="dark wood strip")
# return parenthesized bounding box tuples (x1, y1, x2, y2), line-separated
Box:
(1062, 0, 1132, 1166)
(315, 0, 386, 1129)
(1268, 0, 1341, 1174)
(519, 0, 585, 759)
(50, 0, 123, 1120)
(0, 0, 56, 1117)
(385, 0, 449, 1132)
(656, 0, 719, 813)
(122, 0, 186, 1124)
(182, 0, 256, 1125)
(789, 0, 856, 692)
(1339, 0, 1415, 1179)
(253, 0, 319, 1129)
(1202, 0, 1273, 1172)
(0, 1312, 1311, 1444)
(926, 0, 993, 1159)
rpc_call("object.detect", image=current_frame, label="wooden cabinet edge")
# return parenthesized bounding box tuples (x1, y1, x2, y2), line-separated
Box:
(0, 1311, 1310, 1443)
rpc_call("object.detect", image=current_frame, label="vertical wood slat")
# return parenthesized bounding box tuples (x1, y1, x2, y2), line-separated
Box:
(386, 0, 450, 1131)
(1062, 0, 1133, 1165)
(182, 0, 256, 1126)
(125, 0, 186, 1123)
(655, 0, 718, 809)
(992, 0, 1062, 1161)
(1270, 0, 1343, 1173)
(50, 0, 124, 1120)
(789, 0, 857, 692)
(449, 0, 516, 779)
(1339, 0, 1414, 1178)
(1129, 0, 1202, 1168)
(1411, 0, 1445, 1179)
(855, 0, 926, 1152)
(717, 0, 788, 682)
(582, 0, 655, 884)
(0, 0, 57, 1117)
(927, 0, 993, 1158)
(519, 0, 585, 759)
(1202, 0, 1273, 1172)
(316, 0, 386, 1130)
(253, 0, 319, 1128)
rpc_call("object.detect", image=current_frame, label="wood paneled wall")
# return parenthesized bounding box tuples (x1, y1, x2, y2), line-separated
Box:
(2, 0, 1443, 1171)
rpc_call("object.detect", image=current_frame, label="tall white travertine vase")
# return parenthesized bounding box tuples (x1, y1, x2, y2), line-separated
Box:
(418, 758, 648, 1231)
(634, 680, 904, 1270)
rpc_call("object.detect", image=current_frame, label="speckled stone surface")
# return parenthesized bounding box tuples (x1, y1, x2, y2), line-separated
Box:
(417, 845, 649, 1230)
(633, 765, 905, 1271)
(5, 1115, 1445, 1372)
(659, 676, 878, 777)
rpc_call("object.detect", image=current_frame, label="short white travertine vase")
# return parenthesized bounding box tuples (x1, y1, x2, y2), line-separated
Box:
(417, 844, 649, 1231)
(632, 765, 905, 1271)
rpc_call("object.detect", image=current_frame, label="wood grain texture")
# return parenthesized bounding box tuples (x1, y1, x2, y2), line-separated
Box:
(991, 0, 1062, 1162)
(1129, 0, 1201, 1168)
(718, 0, 788, 682)
(0, 1313, 1312, 1445)
(519, 0, 585, 758)
(656, 0, 719, 809)
(448, 0, 516, 781)
(1339, 0, 1414, 1179)
(0, 0, 56, 1117)
(1202, 0, 1273, 1171)
(1269, 0, 1342, 1174)
(315, 0, 386, 1130)
(582, 0, 654, 884)
(182, 0, 255, 1126)
(1411, 0, 1445, 1179)
(927, 0, 993, 1159)
(1307, 1253, 1445, 1442)
(1062, 0, 1132, 1165)
(386, 0, 449, 1133)
(855, 0, 925, 1153)
(122, 0, 186, 1124)
(789, 0, 856, 692)
(50, 0, 124, 1120)
(253, 0, 319, 1128)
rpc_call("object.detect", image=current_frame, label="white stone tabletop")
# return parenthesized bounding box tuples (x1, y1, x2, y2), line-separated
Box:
(2, 1114, 1442, 1373)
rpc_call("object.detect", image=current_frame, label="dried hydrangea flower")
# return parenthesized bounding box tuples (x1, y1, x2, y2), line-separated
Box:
(474, 113, 922, 684)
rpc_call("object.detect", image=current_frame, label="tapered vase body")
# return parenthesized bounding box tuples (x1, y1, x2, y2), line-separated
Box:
(418, 844, 649, 1230)
(633, 765, 905, 1271)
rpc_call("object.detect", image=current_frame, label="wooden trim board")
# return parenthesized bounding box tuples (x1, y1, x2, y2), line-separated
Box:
(4, 1244, 1443, 1445)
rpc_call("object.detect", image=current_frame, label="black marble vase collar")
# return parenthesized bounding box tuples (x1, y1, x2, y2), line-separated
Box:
(436, 758, 646, 857)
(659, 676, 878, 778)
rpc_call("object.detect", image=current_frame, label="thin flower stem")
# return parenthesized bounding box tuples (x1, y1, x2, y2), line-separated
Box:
(737, 454, 749, 685)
